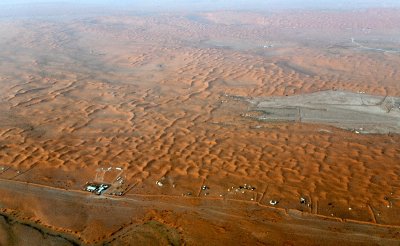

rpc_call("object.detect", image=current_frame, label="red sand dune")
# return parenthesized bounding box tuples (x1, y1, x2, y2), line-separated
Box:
(0, 8, 399, 245)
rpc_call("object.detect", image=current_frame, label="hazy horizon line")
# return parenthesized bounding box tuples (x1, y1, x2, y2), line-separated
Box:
(1, 0, 400, 19)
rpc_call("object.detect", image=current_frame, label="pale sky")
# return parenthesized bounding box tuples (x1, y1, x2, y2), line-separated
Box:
(1, 0, 400, 9)
(0, 0, 399, 18)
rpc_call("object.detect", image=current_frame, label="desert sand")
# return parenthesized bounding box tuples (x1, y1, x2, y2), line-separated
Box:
(0, 6, 400, 245)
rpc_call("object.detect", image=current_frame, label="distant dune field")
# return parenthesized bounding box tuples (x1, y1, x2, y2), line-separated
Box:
(0, 6, 399, 245)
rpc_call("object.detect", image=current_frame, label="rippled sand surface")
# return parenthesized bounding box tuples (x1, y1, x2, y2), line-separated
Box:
(0, 7, 400, 245)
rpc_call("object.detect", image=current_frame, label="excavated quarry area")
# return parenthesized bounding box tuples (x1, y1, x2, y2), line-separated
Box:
(241, 90, 400, 134)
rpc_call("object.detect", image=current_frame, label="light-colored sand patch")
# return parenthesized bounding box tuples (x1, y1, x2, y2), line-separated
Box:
(243, 90, 400, 134)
